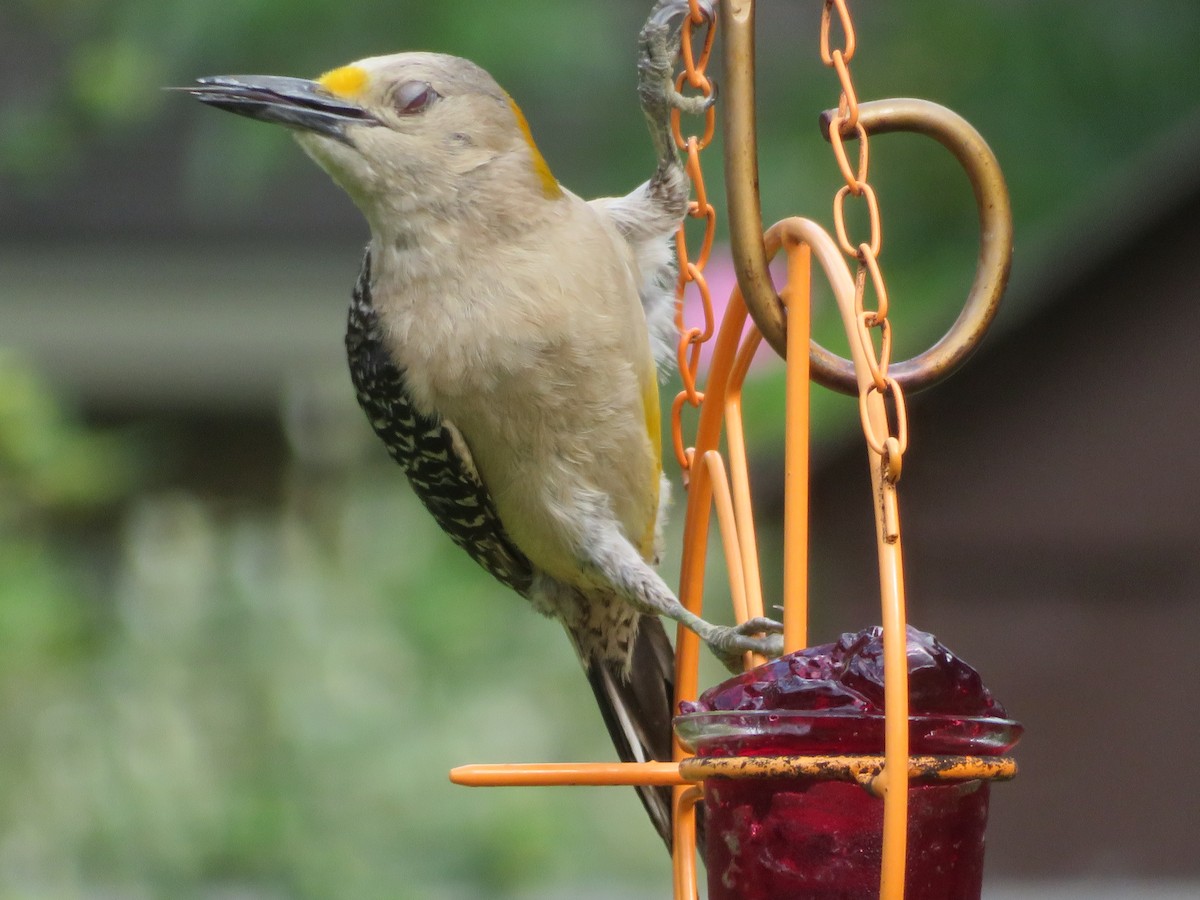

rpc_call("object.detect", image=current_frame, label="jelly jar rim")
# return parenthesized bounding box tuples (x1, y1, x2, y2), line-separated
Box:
(673, 709, 1023, 756)
(673, 709, 1020, 725)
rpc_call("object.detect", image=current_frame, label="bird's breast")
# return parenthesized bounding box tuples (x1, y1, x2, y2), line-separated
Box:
(363, 202, 662, 576)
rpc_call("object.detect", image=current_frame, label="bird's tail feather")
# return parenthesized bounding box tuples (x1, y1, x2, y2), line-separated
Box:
(569, 614, 677, 850)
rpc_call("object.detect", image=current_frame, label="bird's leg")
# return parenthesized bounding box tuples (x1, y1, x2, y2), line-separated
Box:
(578, 522, 783, 673)
(686, 612, 786, 674)
(638, 0, 718, 169)
(625, 2, 779, 673)
(614, 564, 784, 674)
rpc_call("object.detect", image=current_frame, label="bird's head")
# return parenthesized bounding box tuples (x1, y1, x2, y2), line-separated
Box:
(185, 52, 562, 233)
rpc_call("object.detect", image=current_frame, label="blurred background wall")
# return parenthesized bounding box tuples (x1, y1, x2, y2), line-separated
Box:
(2, 1, 1198, 896)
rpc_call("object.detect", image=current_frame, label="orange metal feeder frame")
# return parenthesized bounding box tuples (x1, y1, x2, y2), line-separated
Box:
(453, 3, 1015, 898)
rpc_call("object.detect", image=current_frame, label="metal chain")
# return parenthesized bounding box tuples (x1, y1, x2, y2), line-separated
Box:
(670, 0, 718, 483)
(821, 0, 908, 488)
(822, 11, 912, 897)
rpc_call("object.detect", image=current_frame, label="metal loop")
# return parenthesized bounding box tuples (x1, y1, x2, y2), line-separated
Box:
(686, 262, 716, 342)
(677, 327, 704, 401)
(882, 435, 903, 483)
(858, 243, 889, 321)
(820, 0, 857, 66)
(857, 310, 892, 392)
(721, 0, 788, 359)
(671, 74, 716, 149)
(829, 117, 869, 192)
(671, 391, 697, 470)
(669, 1, 719, 487)
(687, 201, 717, 268)
(833, 181, 881, 258)
(730, 98, 1012, 395)
(681, 4, 717, 81)
(858, 376, 908, 457)
(830, 50, 859, 131)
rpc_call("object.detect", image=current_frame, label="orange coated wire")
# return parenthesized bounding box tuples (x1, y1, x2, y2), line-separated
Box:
(724, 327, 768, 632)
(450, 761, 687, 787)
(672, 786, 703, 900)
(680, 754, 1017, 785)
(678, 225, 817, 664)
(451, 215, 912, 898)
(820, 0, 857, 66)
(451, 755, 1014, 789)
(670, 259, 752, 865)
(820, 4, 912, 890)
(781, 238, 812, 653)
(702, 450, 762, 670)
(673, 280, 752, 642)
(789, 214, 910, 900)
(877, 498, 910, 900)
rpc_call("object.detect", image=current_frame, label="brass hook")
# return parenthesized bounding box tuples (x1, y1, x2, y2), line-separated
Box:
(722, 21, 1014, 396)
(814, 99, 1013, 394)
(721, 0, 788, 358)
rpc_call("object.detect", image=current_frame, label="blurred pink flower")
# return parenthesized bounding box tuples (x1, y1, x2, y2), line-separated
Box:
(677, 245, 783, 377)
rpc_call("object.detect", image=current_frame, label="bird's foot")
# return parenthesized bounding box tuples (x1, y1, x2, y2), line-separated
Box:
(696, 615, 785, 673)
(637, 0, 717, 160)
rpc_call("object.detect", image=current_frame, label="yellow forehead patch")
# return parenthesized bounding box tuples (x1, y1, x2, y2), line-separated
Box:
(505, 96, 563, 200)
(318, 65, 368, 98)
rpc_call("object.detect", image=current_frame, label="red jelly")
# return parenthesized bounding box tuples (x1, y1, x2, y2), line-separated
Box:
(675, 626, 1021, 900)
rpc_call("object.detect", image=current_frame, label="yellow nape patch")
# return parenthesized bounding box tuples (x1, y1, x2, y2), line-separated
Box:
(506, 96, 563, 200)
(318, 65, 368, 98)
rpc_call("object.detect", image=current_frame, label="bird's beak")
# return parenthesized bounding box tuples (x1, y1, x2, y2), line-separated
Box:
(182, 75, 379, 143)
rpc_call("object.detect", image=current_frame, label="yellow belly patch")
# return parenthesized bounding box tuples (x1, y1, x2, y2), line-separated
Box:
(638, 368, 663, 560)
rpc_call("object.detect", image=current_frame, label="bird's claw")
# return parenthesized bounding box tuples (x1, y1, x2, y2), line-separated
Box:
(637, 0, 717, 162)
(646, 0, 716, 30)
(668, 85, 717, 118)
(701, 616, 785, 672)
(734, 616, 784, 637)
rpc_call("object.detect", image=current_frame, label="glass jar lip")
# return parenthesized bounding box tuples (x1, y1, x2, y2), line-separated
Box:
(674, 709, 1019, 724)
(673, 709, 1023, 755)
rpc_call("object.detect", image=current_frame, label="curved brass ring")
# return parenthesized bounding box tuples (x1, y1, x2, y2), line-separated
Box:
(725, 92, 1013, 394)
(720, 0, 788, 356)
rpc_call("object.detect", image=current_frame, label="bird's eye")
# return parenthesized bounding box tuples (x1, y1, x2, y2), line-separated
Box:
(391, 80, 439, 115)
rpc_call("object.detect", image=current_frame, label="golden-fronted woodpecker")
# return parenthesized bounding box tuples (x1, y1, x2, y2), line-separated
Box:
(185, 0, 780, 846)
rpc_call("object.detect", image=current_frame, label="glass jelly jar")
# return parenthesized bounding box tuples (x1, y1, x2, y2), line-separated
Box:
(674, 711, 1022, 900)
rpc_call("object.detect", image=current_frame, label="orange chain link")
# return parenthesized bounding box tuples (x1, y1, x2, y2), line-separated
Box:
(821, 0, 908, 486)
(670, 0, 718, 482)
(822, 10, 911, 898)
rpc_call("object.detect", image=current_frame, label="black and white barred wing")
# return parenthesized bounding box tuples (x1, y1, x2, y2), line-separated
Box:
(344, 251, 535, 597)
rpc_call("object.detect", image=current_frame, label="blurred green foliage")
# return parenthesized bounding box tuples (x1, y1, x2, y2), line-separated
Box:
(0, 356, 672, 897)
(0, 353, 137, 517)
